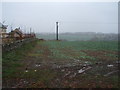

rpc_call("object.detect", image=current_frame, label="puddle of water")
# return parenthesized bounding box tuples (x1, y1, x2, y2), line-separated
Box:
(25, 68, 28, 72)
(57, 65, 61, 68)
(64, 71, 71, 77)
(64, 63, 79, 67)
(78, 66, 92, 74)
(35, 63, 41, 67)
(70, 73, 77, 78)
(73, 73, 76, 77)
(35, 64, 41, 67)
(23, 81, 29, 84)
(25, 70, 28, 72)
(104, 70, 119, 77)
(34, 70, 37, 72)
(107, 64, 114, 67)
(83, 64, 87, 67)
(61, 69, 65, 72)
(78, 69, 85, 73)
(85, 61, 88, 64)
(116, 61, 120, 64)
(74, 59, 81, 62)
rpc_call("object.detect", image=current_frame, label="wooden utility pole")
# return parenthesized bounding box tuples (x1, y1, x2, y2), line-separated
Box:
(30, 28, 32, 34)
(56, 22, 59, 40)
(11, 27, 12, 31)
(30, 28, 32, 35)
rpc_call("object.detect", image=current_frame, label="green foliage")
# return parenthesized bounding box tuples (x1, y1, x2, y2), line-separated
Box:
(42, 41, 118, 51)
(36, 33, 118, 41)
(41, 41, 118, 61)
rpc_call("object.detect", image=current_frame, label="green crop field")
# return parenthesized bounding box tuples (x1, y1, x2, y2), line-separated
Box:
(2, 40, 119, 88)
(36, 33, 118, 41)
(41, 41, 118, 61)
(37, 34, 95, 41)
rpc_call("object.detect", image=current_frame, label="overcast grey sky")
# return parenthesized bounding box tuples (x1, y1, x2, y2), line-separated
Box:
(2, 2, 118, 33)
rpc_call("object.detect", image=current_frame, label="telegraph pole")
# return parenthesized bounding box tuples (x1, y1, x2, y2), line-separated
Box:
(30, 28, 31, 34)
(56, 22, 59, 40)
(11, 26, 13, 32)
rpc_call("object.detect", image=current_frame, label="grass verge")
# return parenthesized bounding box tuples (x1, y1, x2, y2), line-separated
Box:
(2, 40, 38, 78)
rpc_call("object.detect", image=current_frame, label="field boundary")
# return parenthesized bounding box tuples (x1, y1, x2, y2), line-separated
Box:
(2, 38, 38, 52)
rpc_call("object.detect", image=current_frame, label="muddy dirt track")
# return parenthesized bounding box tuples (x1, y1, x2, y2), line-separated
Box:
(2, 41, 120, 88)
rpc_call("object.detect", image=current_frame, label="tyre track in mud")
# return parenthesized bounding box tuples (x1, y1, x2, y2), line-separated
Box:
(21, 41, 52, 70)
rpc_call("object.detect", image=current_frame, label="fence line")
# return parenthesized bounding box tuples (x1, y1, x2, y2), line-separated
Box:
(2, 38, 37, 52)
